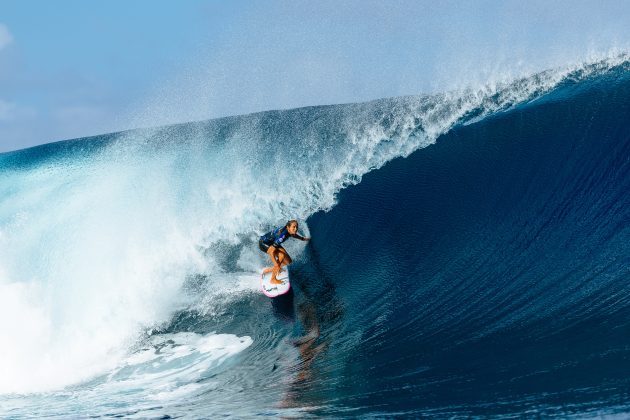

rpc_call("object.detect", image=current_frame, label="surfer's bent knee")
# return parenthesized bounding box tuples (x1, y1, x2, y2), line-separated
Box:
(259, 239, 271, 254)
(281, 251, 292, 265)
(266, 246, 276, 257)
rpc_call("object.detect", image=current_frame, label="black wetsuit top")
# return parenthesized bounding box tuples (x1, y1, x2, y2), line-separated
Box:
(260, 226, 291, 248)
(259, 226, 305, 252)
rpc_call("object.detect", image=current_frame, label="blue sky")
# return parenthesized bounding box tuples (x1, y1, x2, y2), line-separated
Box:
(1, 0, 629, 152)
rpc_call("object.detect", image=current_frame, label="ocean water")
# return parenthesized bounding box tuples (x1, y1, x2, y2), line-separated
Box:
(0, 56, 629, 418)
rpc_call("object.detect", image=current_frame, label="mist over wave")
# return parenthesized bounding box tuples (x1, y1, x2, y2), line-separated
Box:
(0, 55, 628, 417)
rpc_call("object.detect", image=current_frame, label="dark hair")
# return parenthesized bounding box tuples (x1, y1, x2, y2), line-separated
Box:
(286, 219, 298, 227)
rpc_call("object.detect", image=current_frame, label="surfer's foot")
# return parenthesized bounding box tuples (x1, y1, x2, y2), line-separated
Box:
(270, 278, 283, 284)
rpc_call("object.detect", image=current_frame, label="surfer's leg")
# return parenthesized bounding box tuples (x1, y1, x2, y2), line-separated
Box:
(266, 247, 284, 284)
(271, 252, 286, 283)
(276, 248, 292, 272)
(260, 241, 276, 276)
(262, 247, 276, 276)
(270, 249, 292, 284)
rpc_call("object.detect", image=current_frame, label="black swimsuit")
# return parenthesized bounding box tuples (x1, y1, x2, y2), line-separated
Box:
(259, 226, 290, 253)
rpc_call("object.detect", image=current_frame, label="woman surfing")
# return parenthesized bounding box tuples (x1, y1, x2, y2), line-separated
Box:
(259, 220, 310, 284)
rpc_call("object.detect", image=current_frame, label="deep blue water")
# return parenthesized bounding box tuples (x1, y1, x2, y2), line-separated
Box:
(0, 58, 629, 418)
(300, 65, 630, 416)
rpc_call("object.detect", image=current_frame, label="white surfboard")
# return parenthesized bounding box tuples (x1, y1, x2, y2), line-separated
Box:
(261, 269, 291, 297)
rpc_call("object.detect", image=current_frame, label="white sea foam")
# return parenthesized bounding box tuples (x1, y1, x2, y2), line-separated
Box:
(99, 332, 253, 400)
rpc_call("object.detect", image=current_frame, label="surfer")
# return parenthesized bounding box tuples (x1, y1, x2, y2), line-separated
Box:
(259, 220, 310, 284)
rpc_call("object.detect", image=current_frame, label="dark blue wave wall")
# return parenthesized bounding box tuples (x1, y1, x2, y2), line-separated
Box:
(298, 70, 630, 417)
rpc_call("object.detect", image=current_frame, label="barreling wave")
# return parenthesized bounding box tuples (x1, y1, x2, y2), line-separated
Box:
(304, 57, 630, 417)
(0, 54, 629, 417)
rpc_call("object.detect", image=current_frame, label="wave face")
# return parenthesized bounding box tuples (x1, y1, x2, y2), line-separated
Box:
(1, 57, 629, 417)
(304, 63, 630, 417)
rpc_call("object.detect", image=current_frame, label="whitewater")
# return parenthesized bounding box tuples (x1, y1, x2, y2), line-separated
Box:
(0, 55, 629, 418)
